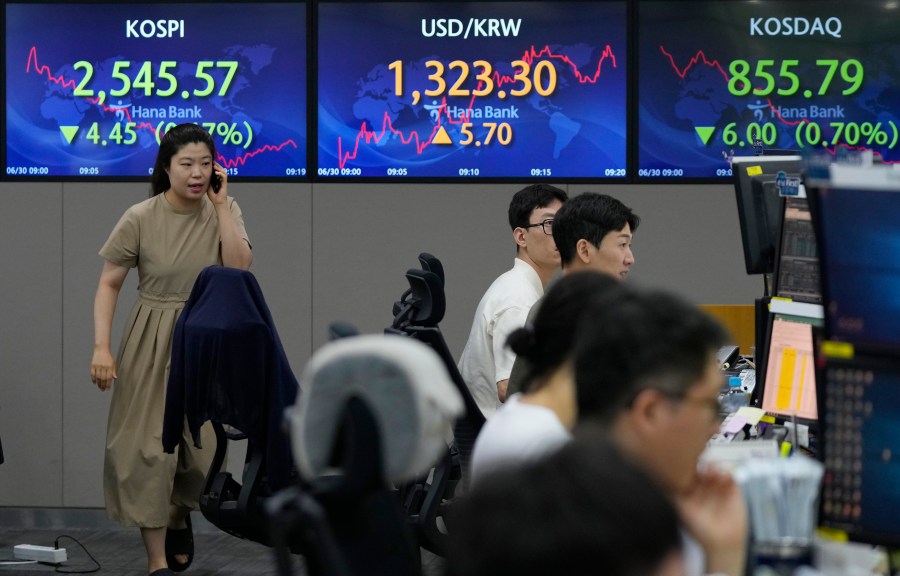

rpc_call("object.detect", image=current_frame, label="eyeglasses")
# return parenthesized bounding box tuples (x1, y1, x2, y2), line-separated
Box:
(663, 391, 725, 424)
(522, 218, 554, 236)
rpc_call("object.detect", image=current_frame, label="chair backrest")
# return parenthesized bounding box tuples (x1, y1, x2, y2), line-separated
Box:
(384, 255, 487, 556)
(392, 252, 445, 322)
(392, 268, 445, 328)
(387, 257, 486, 485)
(284, 335, 464, 576)
(163, 265, 301, 549)
(402, 326, 485, 486)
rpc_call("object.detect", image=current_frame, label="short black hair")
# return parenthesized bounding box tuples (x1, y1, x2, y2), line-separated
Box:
(553, 192, 640, 266)
(507, 271, 621, 392)
(574, 285, 729, 425)
(507, 184, 568, 231)
(444, 433, 681, 576)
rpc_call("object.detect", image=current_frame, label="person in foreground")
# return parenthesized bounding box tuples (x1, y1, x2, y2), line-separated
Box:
(458, 183, 567, 417)
(469, 271, 619, 483)
(445, 432, 686, 576)
(90, 123, 252, 576)
(574, 285, 748, 576)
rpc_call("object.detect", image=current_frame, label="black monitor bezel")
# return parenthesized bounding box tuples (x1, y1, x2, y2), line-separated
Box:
(731, 155, 801, 276)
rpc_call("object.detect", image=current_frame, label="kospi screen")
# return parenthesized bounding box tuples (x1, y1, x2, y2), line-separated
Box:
(316, 1, 628, 180)
(3, 1, 307, 180)
(637, 1, 900, 180)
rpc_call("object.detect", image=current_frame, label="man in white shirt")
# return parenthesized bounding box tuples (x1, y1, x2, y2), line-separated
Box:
(507, 192, 639, 396)
(458, 184, 567, 418)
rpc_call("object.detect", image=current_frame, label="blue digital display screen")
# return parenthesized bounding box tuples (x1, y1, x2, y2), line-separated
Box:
(815, 186, 900, 350)
(316, 1, 628, 179)
(637, 0, 900, 180)
(3, 1, 307, 179)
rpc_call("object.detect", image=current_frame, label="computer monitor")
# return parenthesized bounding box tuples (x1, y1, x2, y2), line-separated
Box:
(732, 155, 802, 276)
(816, 351, 900, 546)
(808, 180, 900, 353)
(755, 313, 820, 424)
(761, 148, 800, 157)
(773, 196, 821, 305)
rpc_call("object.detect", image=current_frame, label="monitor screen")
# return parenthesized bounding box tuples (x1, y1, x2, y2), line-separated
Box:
(818, 353, 900, 547)
(3, 0, 308, 180)
(759, 313, 819, 422)
(762, 148, 800, 157)
(811, 183, 900, 351)
(636, 0, 900, 181)
(315, 0, 628, 180)
(731, 155, 801, 275)
(774, 196, 821, 304)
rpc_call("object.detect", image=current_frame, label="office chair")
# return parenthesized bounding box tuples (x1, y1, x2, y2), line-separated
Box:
(162, 265, 301, 551)
(270, 335, 464, 576)
(392, 251, 445, 321)
(386, 255, 487, 555)
(416, 252, 445, 286)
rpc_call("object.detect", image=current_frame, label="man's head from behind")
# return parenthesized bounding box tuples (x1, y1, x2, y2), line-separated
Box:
(573, 285, 729, 493)
(552, 192, 639, 279)
(444, 434, 684, 576)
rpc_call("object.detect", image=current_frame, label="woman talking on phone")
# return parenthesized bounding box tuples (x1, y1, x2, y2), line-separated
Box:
(90, 123, 252, 576)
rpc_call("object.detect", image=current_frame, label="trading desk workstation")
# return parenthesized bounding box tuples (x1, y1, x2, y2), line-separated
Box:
(703, 154, 900, 576)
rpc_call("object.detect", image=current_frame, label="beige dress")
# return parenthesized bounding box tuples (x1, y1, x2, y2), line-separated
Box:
(99, 193, 249, 527)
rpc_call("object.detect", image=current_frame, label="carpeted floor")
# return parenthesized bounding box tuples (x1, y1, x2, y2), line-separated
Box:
(0, 524, 304, 576)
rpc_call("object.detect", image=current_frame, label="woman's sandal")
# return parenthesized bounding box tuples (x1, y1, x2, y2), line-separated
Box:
(165, 513, 194, 572)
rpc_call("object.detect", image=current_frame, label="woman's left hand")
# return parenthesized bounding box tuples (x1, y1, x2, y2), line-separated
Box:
(208, 162, 228, 204)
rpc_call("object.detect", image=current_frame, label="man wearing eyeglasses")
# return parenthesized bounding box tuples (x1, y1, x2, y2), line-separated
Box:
(574, 285, 748, 576)
(458, 184, 567, 418)
(506, 192, 639, 396)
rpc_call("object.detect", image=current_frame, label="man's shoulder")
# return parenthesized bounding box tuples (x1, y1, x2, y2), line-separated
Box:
(488, 260, 541, 291)
(481, 269, 539, 307)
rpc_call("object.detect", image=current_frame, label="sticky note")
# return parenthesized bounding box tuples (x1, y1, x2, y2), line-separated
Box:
(724, 415, 748, 436)
(736, 406, 766, 426)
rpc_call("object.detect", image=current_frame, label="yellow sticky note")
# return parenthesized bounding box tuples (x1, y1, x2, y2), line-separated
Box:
(816, 527, 849, 542)
(822, 340, 854, 359)
(736, 406, 766, 426)
(746, 165, 763, 176)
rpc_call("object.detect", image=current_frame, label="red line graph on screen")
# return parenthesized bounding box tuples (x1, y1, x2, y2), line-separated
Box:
(335, 43, 618, 169)
(658, 45, 898, 163)
(25, 47, 141, 123)
(659, 46, 729, 83)
(24, 46, 298, 168)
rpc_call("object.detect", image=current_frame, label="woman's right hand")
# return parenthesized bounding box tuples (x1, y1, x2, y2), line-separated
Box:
(91, 346, 117, 391)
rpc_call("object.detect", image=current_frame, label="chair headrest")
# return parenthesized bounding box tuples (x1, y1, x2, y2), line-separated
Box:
(417, 252, 445, 287)
(287, 335, 464, 483)
(390, 268, 445, 328)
